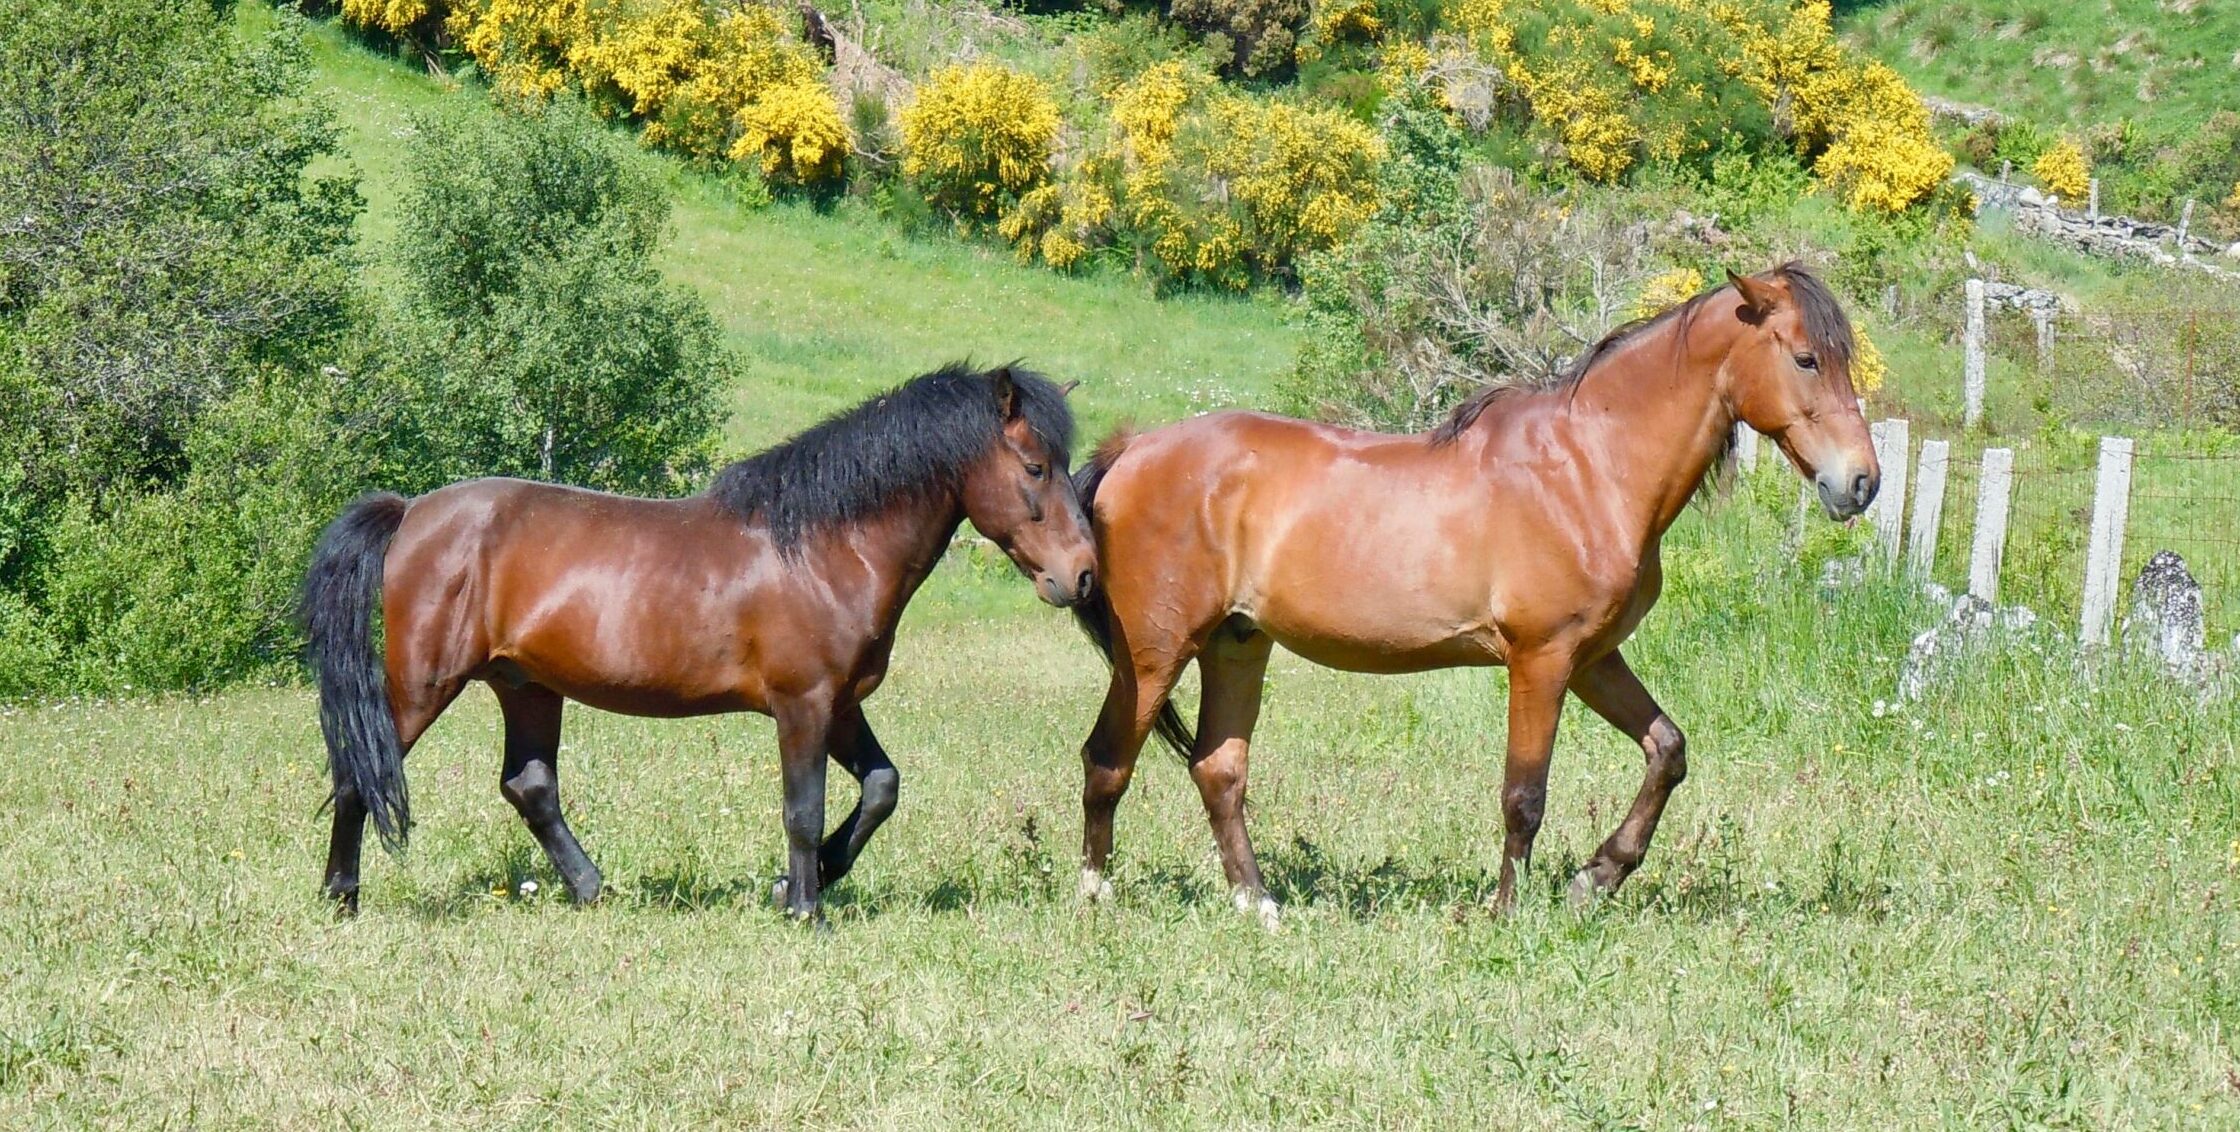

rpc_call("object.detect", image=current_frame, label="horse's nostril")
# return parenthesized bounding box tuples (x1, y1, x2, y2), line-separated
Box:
(1076, 568, 1096, 597)
(1851, 473, 1872, 504)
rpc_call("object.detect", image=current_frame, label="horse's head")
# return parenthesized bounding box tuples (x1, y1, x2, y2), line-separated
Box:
(962, 368, 1098, 607)
(1722, 265, 1881, 520)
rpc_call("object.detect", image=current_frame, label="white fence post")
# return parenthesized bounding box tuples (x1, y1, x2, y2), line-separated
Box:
(2087, 178, 2099, 221)
(1909, 439, 1950, 579)
(1733, 421, 1758, 473)
(1964, 279, 1987, 430)
(2078, 437, 2135, 647)
(2178, 199, 2194, 246)
(1968, 447, 2014, 603)
(2032, 308, 2054, 371)
(1868, 419, 1908, 558)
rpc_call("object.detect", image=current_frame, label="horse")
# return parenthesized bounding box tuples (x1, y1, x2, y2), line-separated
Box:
(1067, 264, 1880, 921)
(300, 363, 1096, 922)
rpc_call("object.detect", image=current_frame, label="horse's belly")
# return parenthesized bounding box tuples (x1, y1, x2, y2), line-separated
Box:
(1248, 600, 1504, 674)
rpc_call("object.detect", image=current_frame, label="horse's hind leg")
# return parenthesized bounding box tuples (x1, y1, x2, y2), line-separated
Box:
(493, 682, 603, 903)
(1565, 649, 1685, 904)
(1189, 624, 1277, 926)
(323, 676, 462, 915)
(816, 703, 898, 890)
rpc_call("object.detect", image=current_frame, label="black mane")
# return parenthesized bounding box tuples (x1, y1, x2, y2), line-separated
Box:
(1429, 262, 1853, 446)
(707, 362, 1075, 551)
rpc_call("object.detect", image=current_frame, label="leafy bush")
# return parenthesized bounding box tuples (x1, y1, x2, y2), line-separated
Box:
(0, 4, 734, 695)
(1171, 0, 1312, 79)
(0, 0, 361, 503)
(1282, 89, 1665, 429)
(388, 99, 731, 492)
(900, 62, 1062, 224)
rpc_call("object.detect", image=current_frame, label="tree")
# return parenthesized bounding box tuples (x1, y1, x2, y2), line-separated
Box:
(387, 98, 731, 494)
(0, 0, 362, 503)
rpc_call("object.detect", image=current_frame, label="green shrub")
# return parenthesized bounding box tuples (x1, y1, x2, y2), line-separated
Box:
(1171, 0, 1312, 79)
(387, 98, 731, 493)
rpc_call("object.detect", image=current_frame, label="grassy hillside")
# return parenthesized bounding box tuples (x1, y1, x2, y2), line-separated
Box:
(1837, 0, 2240, 137)
(290, 12, 1297, 455)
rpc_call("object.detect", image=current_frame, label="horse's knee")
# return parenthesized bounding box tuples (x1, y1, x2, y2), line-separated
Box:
(1082, 760, 1134, 808)
(1646, 717, 1687, 789)
(859, 765, 899, 823)
(1501, 782, 1546, 836)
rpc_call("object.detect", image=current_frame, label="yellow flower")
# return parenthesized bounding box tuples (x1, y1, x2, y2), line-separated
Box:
(2033, 139, 2091, 201)
(1633, 267, 1706, 318)
(901, 63, 1062, 222)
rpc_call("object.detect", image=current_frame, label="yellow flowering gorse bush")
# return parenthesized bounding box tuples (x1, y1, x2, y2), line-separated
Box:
(900, 63, 1063, 222)
(2033, 139, 2091, 202)
(1003, 61, 1383, 287)
(343, 0, 847, 185)
(1445, 0, 1951, 211)
(339, 0, 433, 36)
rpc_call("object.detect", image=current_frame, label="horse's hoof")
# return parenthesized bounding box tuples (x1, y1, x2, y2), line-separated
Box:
(1232, 888, 1281, 930)
(1078, 868, 1115, 904)
(329, 888, 359, 919)
(1566, 869, 1609, 909)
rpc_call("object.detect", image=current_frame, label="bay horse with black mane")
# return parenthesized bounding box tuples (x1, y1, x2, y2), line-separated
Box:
(301, 364, 1094, 922)
(1069, 264, 1880, 921)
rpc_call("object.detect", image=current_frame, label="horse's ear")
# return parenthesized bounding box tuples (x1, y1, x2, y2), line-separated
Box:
(1059, 379, 1081, 397)
(992, 367, 1021, 420)
(1727, 269, 1783, 320)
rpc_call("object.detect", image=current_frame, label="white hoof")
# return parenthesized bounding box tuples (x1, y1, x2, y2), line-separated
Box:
(1566, 869, 1608, 909)
(1078, 868, 1115, 904)
(1233, 888, 1282, 930)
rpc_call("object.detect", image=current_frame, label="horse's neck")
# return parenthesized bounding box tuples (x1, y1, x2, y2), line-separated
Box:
(1562, 318, 1738, 539)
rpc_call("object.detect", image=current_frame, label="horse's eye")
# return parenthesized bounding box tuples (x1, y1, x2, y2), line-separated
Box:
(1794, 352, 1819, 371)
(1025, 463, 1045, 479)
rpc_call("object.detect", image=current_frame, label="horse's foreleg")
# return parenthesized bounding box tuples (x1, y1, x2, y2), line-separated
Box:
(1078, 654, 1183, 903)
(1190, 630, 1276, 926)
(771, 693, 835, 922)
(494, 683, 603, 904)
(1565, 649, 1685, 904)
(817, 703, 898, 890)
(1492, 652, 1574, 913)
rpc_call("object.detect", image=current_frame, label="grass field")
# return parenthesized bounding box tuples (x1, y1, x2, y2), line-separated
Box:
(6, 8, 2239, 1128)
(5, 474, 2237, 1126)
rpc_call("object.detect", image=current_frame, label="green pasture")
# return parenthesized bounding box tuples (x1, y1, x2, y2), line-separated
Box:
(4, 9, 2237, 1128)
(4, 485, 2236, 1127)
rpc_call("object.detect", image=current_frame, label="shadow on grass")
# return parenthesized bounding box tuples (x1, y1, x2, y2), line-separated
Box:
(387, 825, 1897, 925)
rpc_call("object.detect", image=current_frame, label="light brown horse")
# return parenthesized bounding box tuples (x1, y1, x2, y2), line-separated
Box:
(1069, 265, 1879, 920)
(301, 364, 1096, 921)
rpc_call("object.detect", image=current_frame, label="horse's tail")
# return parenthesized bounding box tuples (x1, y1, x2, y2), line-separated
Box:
(300, 492, 412, 851)
(1068, 431, 1194, 759)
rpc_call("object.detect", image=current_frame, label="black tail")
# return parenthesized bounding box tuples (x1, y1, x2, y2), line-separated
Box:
(300, 492, 412, 851)
(1068, 436, 1194, 759)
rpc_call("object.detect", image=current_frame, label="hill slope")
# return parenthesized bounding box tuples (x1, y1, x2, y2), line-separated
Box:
(290, 13, 1298, 454)
(1836, 0, 2240, 136)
